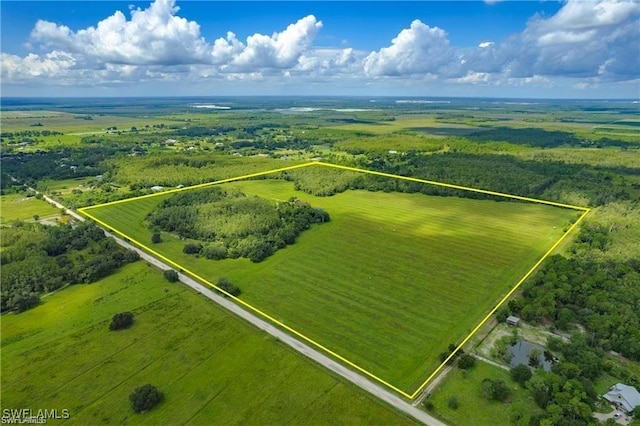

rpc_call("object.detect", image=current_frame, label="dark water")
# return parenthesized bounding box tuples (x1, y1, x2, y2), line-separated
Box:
(508, 340, 554, 371)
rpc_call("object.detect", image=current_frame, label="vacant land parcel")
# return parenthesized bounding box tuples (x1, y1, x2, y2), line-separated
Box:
(82, 163, 583, 396)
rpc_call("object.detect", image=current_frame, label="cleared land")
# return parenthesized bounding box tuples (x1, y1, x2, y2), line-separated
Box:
(0, 261, 416, 425)
(84, 164, 579, 394)
(0, 193, 60, 224)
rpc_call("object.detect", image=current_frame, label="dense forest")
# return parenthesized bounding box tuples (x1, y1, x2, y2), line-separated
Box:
(275, 152, 638, 207)
(1, 222, 139, 313)
(147, 187, 329, 262)
(358, 152, 638, 206)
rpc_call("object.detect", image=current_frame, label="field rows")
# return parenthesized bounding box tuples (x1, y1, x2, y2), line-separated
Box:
(86, 171, 578, 392)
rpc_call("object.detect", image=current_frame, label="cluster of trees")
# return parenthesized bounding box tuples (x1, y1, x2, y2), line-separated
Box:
(110, 312, 134, 330)
(163, 269, 179, 283)
(520, 335, 607, 425)
(0, 130, 62, 146)
(147, 188, 329, 263)
(216, 277, 240, 297)
(171, 125, 235, 137)
(280, 168, 363, 197)
(129, 384, 163, 413)
(2, 147, 121, 183)
(498, 221, 640, 361)
(1, 222, 139, 313)
(145, 155, 215, 169)
(3, 129, 64, 137)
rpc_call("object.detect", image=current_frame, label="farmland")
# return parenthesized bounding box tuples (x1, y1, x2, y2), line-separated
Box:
(2, 96, 639, 425)
(84, 164, 579, 393)
(0, 261, 416, 425)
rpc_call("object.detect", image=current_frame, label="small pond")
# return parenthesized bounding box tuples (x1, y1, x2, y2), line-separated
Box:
(508, 340, 554, 371)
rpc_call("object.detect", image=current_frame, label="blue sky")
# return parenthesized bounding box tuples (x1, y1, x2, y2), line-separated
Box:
(1, 1, 639, 98)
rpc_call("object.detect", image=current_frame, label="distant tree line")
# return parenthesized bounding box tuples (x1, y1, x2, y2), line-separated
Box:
(2, 148, 121, 183)
(315, 152, 638, 207)
(147, 187, 329, 263)
(1, 222, 139, 313)
(466, 127, 640, 149)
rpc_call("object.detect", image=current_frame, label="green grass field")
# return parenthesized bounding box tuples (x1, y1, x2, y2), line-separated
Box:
(0, 261, 416, 425)
(0, 194, 60, 224)
(83, 166, 579, 393)
(428, 362, 539, 425)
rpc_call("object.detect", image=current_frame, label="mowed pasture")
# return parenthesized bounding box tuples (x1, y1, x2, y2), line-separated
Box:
(84, 168, 579, 393)
(0, 193, 60, 224)
(0, 262, 415, 425)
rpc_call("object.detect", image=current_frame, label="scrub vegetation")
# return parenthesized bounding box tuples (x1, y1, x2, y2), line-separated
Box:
(147, 186, 330, 263)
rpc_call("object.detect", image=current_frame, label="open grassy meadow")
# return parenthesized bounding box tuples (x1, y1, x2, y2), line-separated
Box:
(0, 193, 60, 224)
(84, 165, 579, 394)
(427, 362, 539, 425)
(0, 261, 416, 425)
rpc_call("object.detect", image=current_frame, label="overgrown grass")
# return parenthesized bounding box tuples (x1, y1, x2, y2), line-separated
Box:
(0, 261, 416, 425)
(85, 166, 578, 393)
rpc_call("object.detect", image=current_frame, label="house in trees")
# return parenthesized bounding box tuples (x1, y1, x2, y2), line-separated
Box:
(603, 383, 640, 413)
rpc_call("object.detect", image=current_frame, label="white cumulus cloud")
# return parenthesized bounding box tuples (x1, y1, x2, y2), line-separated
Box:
(2, 0, 638, 95)
(225, 15, 323, 71)
(30, 0, 210, 65)
(25, 0, 322, 72)
(363, 20, 454, 76)
(516, 0, 640, 79)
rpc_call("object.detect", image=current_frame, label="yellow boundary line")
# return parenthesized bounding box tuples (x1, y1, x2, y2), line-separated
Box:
(78, 161, 589, 399)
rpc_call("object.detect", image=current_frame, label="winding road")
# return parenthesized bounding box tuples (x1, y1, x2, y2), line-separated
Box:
(42, 193, 446, 426)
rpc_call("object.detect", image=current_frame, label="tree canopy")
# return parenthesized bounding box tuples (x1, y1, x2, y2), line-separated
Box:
(147, 187, 329, 263)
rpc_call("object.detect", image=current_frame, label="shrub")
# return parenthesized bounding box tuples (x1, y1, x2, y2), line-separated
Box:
(447, 396, 459, 410)
(163, 269, 179, 283)
(216, 277, 241, 297)
(481, 378, 511, 402)
(183, 243, 202, 255)
(110, 312, 134, 331)
(511, 364, 533, 386)
(10, 292, 40, 313)
(151, 232, 162, 244)
(129, 384, 163, 413)
(458, 354, 476, 370)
